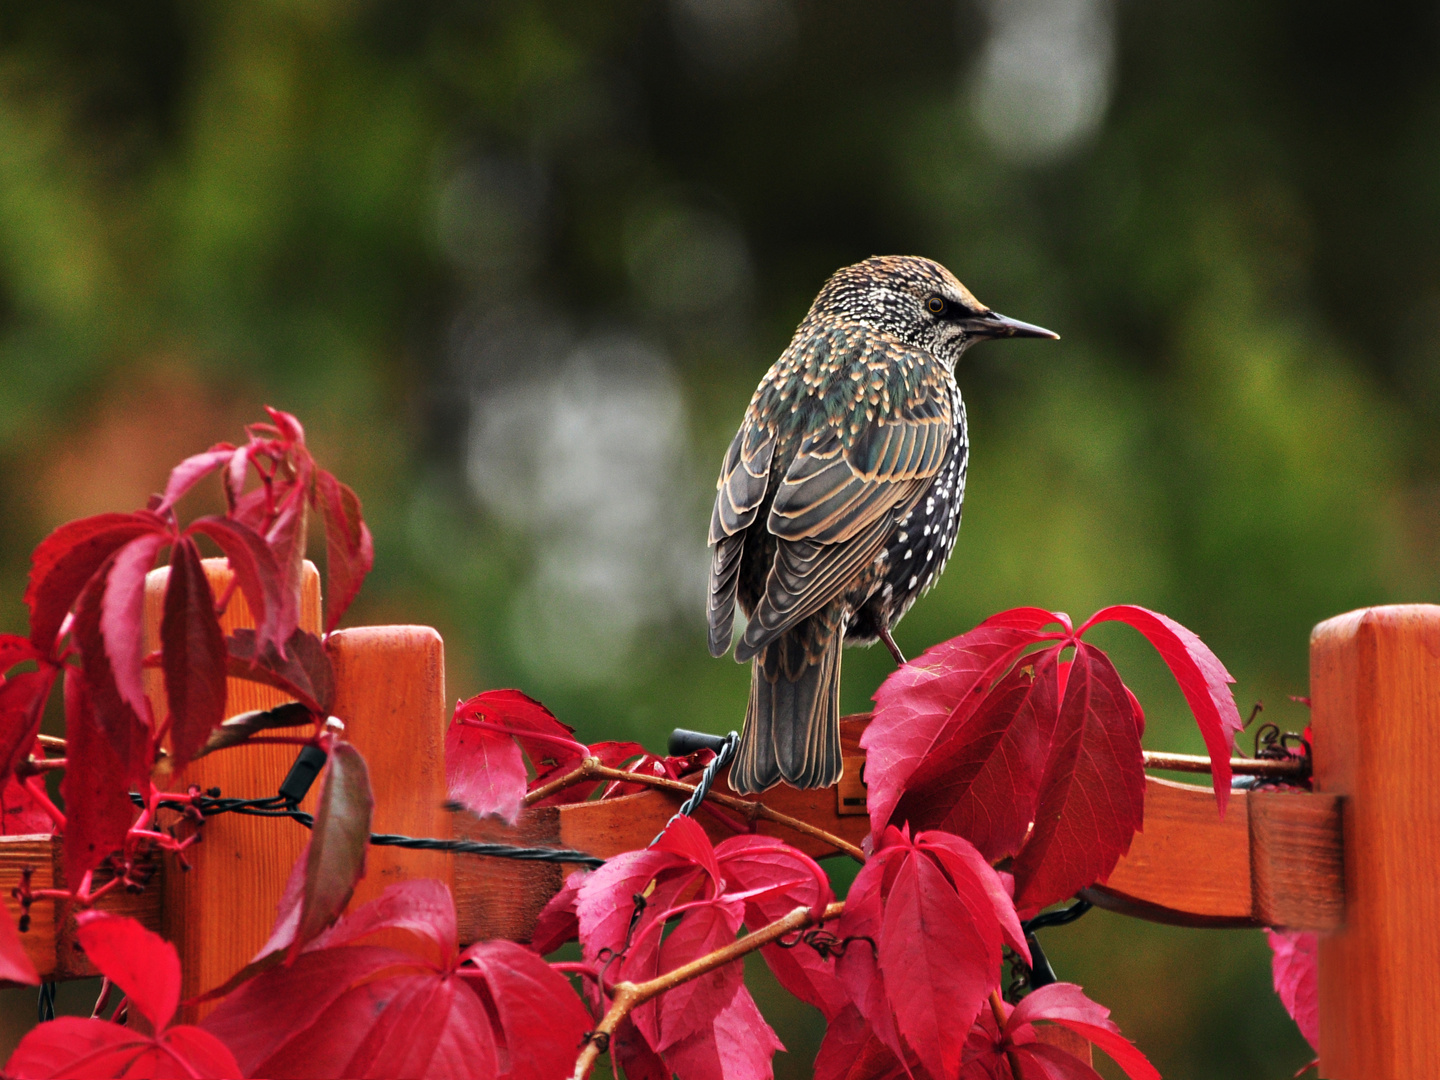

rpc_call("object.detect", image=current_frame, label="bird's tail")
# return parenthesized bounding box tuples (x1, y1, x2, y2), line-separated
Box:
(729, 625, 843, 794)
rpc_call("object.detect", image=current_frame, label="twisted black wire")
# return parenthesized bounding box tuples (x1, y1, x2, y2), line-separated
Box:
(131, 792, 605, 869)
(650, 731, 738, 845)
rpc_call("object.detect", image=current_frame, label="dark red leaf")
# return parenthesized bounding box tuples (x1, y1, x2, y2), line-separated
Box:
(1006, 983, 1160, 1080)
(157, 447, 237, 513)
(59, 666, 144, 888)
(251, 839, 310, 963)
(815, 1005, 899, 1080)
(0, 634, 42, 673)
(461, 938, 594, 1080)
(315, 470, 374, 634)
(264, 485, 308, 645)
(530, 740, 649, 805)
(894, 645, 1062, 860)
(99, 533, 169, 724)
(1266, 929, 1319, 1053)
(311, 878, 457, 960)
(186, 514, 288, 651)
(1011, 1042, 1108, 1080)
(658, 981, 785, 1080)
(71, 559, 154, 753)
(652, 814, 725, 885)
(613, 1018, 670, 1080)
(226, 628, 333, 714)
(444, 711, 527, 823)
(1011, 643, 1146, 913)
(74, 911, 180, 1031)
(0, 904, 39, 984)
(161, 538, 228, 769)
(916, 830, 1029, 963)
(293, 740, 373, 955)
(865, 611, 1064, 838)
(0, 669, 58, 780)
(1, 773, 54, 835)
(528, 869, 585, 955)
(4, 1015, 242, 1079)
(25, 512, 168, 655)
(202, 944, 426, 1077)
(1078, 604, 1242, 809)
(834, 849, 910, 1067)
(881, 847, 998, 1080)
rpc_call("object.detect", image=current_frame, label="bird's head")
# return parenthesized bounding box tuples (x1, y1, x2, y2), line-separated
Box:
(808, 255, 1058, 366)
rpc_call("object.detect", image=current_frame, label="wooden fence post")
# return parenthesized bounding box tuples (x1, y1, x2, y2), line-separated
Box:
(1311, 604, 1440, 1077)
(143, 559, 321, 1020)
(325, 626, 450, 907)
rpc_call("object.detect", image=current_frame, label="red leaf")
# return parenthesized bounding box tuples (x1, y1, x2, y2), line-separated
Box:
(0, 669, 58, 780)
(529, 870, 585, 955)
(157, 447, 237, 513)
(444, 711, 527, 823)
(1, 773, 54, 836)
(461, 938, 594, 1080)
(613, 1018, 670, 1080)
(1266, 929, 1319, 1052)
(226, 628, 333, 714)
(186, 515, 288, 650)
(161, 538, 228, 768)
(915, 830, 1029, 964)
(293, 741, 373, 956)
(880, 847, 999, 1080)
(264, 484, 308, 645)
(0, 905, 39, 984)
(718, 835, 843, 1017)
(834, 848, 914, 1067)
(1079, 604, 1242, 809)
(311, 878, 457, 960)
(1012, 643, 1146, 913)
(0, 634, 42, 673)
(644, 898, 746, 1051)
(251, 839, 310, 962)
(659, 981, 785, 1080)
(894, 646, 1062, 860)
(652, 814, 725, 886)
(74, 912, 180, 1031)
(59, 667, 144, 888)
(455, 689, 588, 783)
(71, 559, 154, 754)
(25, 512, 167, 655)
(815, 1005, 909, 1080)
(576, 846, 703, 961)
(99, 533, 168, 725)
(865, 611, 1063, 838)
(1006, 983, 1160, 1080)
(202, 944, 431, 1077)
(315, 470, 374, 634)
(5, 1015, 242, 1079)
(1010, 1042, 1108, 1079)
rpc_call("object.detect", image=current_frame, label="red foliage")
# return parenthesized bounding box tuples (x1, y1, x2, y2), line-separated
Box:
(960, 983, 1160, 1080)
(202, 879, 590, 1080)
(869, 604, 1240, 912)
(5, 913, 240, 1079)
(444, 689, 715, 823)
(1266, 929, 1319, 1053)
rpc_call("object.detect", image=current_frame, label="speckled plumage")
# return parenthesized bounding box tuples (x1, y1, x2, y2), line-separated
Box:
(709, 255, 1057, 794)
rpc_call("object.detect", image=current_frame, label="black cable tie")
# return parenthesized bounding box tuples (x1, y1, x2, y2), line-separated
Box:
(279, 744, 329, 805)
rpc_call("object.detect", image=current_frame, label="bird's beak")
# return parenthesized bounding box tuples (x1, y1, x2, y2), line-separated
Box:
(963, 311, 1060, 341)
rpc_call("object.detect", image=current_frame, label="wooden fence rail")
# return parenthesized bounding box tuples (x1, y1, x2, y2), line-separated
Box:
(1, 563, 1436, 1077)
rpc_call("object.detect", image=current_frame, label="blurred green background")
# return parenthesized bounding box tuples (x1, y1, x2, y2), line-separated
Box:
(3, 0, 1437, 1074)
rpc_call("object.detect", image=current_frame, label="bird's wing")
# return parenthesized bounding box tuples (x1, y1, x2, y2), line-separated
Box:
(736, 343, 954, 659)
(708, 421, 775, 656)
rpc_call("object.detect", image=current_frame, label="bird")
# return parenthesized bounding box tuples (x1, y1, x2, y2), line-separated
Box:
(708, 255, 1058, 794)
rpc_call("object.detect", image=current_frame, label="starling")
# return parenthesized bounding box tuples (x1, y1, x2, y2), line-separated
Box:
(709, 255, 1058, 794)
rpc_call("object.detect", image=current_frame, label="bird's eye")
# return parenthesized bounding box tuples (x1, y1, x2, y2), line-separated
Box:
(926, 296, 946, 316)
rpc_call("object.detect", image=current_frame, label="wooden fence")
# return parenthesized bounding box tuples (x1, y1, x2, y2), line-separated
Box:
(1, 561, 1436, 1078)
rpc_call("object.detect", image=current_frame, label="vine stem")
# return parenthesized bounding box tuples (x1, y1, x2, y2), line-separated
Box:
(571, 900, 845, 1080)
(1143, 749, 1306, 778)
(989, 990, 1021, 1079)
(524, 759, 865, 862)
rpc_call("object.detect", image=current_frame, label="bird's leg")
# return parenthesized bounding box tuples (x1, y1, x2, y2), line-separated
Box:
(879, 627, 907, 666)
